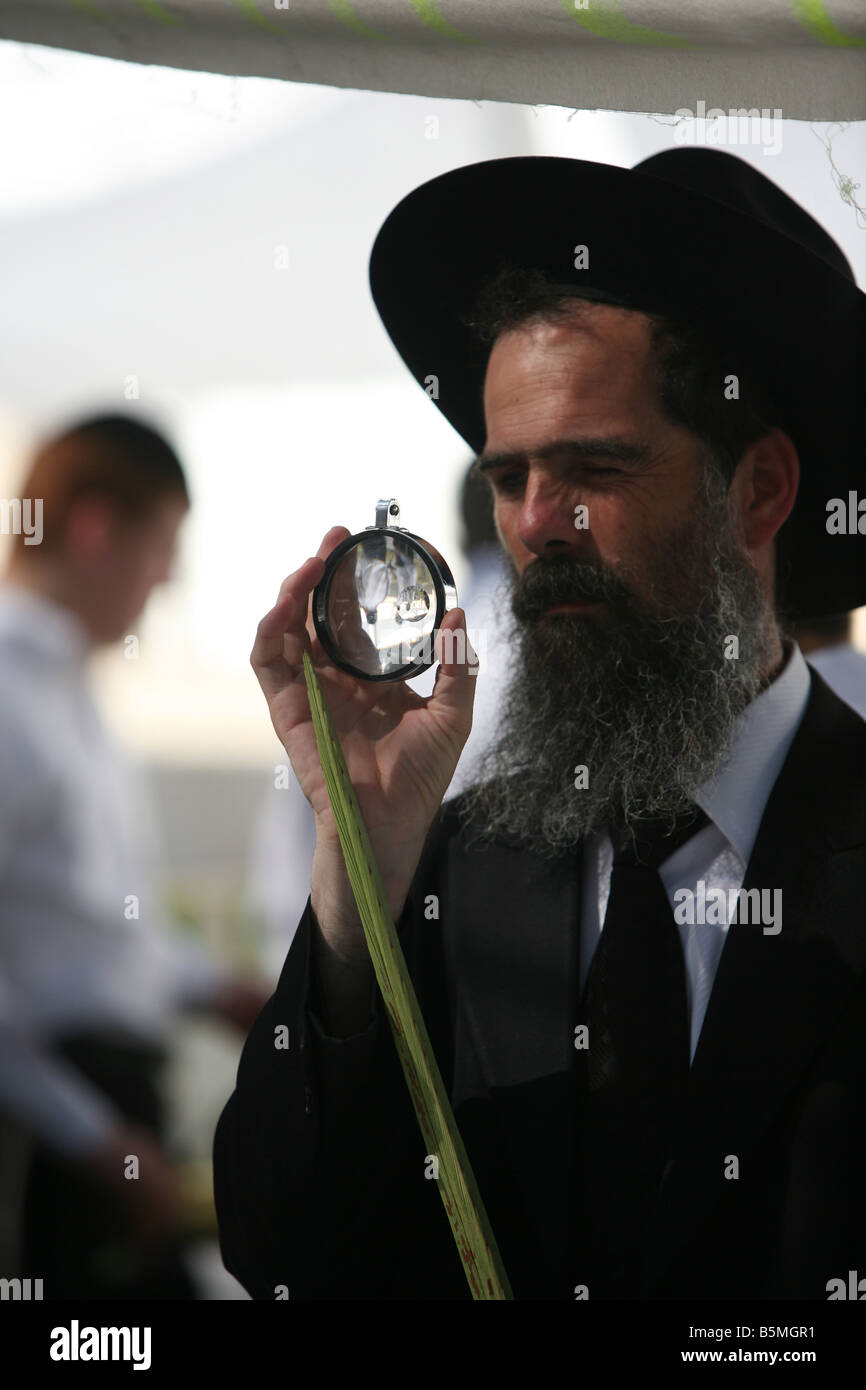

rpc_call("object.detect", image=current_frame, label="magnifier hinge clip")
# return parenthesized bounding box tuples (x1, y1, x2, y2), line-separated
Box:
(375, 498, 403, 529)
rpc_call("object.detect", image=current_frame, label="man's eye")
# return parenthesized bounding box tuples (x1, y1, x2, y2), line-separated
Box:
(492, 464, 621, 494)
(493, 472, 525, 494)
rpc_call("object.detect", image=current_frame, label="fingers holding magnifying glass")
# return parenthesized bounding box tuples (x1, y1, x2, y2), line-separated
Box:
(252, 559, 321, 701)
(261, 529, 350, 668)
(254, 528, 348, 700)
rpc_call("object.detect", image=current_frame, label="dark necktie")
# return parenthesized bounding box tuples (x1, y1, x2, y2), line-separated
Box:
(575, 804, 710, 1298)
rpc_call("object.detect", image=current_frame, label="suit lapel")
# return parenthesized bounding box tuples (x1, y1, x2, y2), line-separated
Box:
(643, 672, 866, 1292)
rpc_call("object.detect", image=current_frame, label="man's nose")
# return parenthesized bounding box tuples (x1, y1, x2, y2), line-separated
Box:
(515, 471, 584, 557)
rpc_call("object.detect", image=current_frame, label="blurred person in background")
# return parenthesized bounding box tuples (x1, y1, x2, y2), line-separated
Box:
(245, 770, 317, 982)
(794, 612, 866, 720)
(0, 414, 267, 1300)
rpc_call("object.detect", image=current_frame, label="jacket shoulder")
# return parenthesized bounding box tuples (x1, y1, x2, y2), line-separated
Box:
(770, 664, 866, 850)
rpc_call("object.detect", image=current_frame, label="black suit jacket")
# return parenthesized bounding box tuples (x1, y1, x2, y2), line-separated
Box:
(213, 668, 866, 1300)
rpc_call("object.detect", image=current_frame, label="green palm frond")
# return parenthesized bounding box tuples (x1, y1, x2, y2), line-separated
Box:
(303, 653, 512, 1300)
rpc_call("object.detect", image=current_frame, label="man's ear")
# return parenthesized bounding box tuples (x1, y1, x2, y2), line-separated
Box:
(63, 497, 117, 563)
(732, 427, 799, 551)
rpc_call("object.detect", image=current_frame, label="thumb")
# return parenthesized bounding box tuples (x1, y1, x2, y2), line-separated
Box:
(431, 608, 479, 708)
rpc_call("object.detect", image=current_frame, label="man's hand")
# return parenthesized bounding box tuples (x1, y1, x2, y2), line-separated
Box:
(250, 528, 477, 1017)
(209, 978, 271, 1034)
(83, 1124, 188, 1245)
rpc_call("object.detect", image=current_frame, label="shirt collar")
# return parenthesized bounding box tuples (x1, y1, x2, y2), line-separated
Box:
(693, 638, 811, 865)
(0, 583, 92, 668)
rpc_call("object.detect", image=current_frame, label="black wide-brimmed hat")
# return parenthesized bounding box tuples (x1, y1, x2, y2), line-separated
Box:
(369, 150, 865, 620)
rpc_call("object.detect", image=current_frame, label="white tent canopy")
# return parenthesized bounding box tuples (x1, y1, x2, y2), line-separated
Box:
(0, 0, 864, 119)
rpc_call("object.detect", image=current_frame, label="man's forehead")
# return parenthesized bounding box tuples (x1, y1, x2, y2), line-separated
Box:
(483, 313, 654, 414)
(479, 308, 663, 466)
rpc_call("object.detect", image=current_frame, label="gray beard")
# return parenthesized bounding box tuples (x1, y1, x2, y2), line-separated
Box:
(456, 463, 778, 858)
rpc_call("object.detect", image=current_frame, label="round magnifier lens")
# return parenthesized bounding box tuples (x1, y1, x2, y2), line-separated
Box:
(313, 501, 457, 682)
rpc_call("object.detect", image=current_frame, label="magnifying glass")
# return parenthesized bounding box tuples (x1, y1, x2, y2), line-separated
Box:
(312, 498, 458, 681)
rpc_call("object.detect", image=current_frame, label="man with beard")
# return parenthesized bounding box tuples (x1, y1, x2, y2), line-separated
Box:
(213, 150, 866, 1301)
(459, 382, 772, 856)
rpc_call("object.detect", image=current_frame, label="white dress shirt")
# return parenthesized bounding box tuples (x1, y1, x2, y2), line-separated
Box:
(0, 584, 227, 1154)
(580, 640, 812, 1063)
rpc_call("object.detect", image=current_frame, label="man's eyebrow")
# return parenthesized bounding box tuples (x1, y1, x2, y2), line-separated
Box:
(471, 437, 652, 476)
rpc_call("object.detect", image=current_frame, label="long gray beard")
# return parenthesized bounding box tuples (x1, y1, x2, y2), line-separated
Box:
(456, 464, 778, 858)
